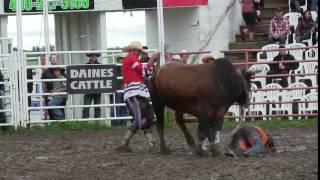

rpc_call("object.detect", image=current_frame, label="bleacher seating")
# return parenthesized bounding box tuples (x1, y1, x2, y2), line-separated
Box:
(244, 83, 267, 120)
(284, 12, 302, 44)
(257, 44, 280, 62)
(249, 64, 270, 88)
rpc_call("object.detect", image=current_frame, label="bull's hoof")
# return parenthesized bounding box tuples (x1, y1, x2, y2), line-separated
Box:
(115, 145, 133, 153)
(209, 144, 224, 157)
(160, 147, 171, 155)
(194, 148, 205, 157)
(148, 144, 157, 153)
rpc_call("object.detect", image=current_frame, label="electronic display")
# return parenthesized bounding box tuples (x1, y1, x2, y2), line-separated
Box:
(3, 0, 94, 13)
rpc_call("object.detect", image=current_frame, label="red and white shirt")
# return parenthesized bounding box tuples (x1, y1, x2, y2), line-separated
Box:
(122, 53, 152, 100)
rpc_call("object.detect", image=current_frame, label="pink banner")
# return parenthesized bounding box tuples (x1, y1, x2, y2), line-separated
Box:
(164, 0, 208, 7)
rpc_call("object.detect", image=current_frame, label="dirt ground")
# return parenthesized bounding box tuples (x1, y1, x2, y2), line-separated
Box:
(0, 126, 318, 180)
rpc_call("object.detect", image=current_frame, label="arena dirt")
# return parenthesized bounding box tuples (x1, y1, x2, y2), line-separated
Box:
(0, 126, 317, 180)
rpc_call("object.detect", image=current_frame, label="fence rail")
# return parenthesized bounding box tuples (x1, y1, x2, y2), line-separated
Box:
(0, 45, 318, 128)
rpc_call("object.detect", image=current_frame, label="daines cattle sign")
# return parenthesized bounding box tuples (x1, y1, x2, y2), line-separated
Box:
(67, 64, 117, 94)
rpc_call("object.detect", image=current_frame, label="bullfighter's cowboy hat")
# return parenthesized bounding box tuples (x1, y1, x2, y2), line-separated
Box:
(86, 49, 101, 57)
(124, 41, 145, 52)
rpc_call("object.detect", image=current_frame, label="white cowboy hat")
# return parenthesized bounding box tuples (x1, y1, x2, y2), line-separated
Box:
(125, 41, 144, 52)
(172, 54, 180, 60)
(201, 51, 224, 60)
(212, 51, 224, 59)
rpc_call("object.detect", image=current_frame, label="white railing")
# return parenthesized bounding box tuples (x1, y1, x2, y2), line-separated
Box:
(0, 38, 18, 128)
(22, 49, 157, 127)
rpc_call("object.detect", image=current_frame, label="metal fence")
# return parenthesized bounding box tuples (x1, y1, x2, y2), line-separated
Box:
(0, 38, 19, 128)
(0, 41, 318, 128)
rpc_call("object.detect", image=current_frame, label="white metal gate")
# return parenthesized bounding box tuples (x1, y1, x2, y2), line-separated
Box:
(0, 38, 19, 128)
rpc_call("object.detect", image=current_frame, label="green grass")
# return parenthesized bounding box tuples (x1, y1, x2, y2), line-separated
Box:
(186, 119, 318, 129)
(0, 119, 317, 134)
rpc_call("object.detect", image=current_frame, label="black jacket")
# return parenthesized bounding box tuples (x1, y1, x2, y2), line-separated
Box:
(269, 53, 299, 72)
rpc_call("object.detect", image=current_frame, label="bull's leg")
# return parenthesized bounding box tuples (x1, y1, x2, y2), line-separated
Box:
(150, 97, 169, 154)
(207, 122, 222, 157)
(215, 119, 223, 144)
(207, 118, 227, 157)
(197, 119, 211, 156)
(175, 111, 197, 153)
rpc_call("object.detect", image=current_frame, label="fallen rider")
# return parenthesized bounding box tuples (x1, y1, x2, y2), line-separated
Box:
(225, 125, 276, 158)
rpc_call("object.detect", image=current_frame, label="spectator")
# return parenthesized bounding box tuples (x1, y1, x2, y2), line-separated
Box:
(201, 51, 224, 64)
(290, 0, 302, 13)
(0, 70, 5, 125)
(295, 10, 316, 43)
(116, 41, 158, 152)
(82, 51, 102, 119)
(240, 0, 260, 41)
(41, 54, 60, 120)
(254, 0, 263, 22)
(140, 46, 150, 63)
(172, 54, 181, 62)
(179, 49, 189, 64)
(201, 54, 215, 64)
(268, 7, 290, 45)
(266, 45, 299, 87)
(225, 125, 275, 158)
(27, 68, 34, 120)
(310, 0, 318, 11)
(47, 68, 67, 120)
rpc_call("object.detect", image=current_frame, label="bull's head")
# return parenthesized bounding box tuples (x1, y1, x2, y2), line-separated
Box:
(237, 69, 256, 107)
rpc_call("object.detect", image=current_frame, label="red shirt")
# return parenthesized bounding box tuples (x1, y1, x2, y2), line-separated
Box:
(122, 53, 152, 87)
(241, 0, 255, 13)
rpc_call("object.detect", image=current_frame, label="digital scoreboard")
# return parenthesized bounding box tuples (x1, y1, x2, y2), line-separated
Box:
(3, 0, 94, 13)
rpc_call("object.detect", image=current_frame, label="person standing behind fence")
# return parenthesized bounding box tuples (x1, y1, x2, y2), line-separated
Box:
(179, 49, 189, 64)
(47, 68, 67, 120)
(82, 52, 102, 119)
(27, 68, 34, 120)
(111, 55, 129, 127)
(116, 41, 158, 152)
(41, 54, 59, 120)
(0, 70, 5, 125)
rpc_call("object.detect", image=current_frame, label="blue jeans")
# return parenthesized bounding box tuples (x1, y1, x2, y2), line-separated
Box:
(296, 31, 311, 42)
(268, 33, 288, 45)
(310, 0, 318, 11)
(290, 0, 301, 12)
(82, 94, 101, 118)
(48, 96, 66, 119)
(112, 92, 128, 126)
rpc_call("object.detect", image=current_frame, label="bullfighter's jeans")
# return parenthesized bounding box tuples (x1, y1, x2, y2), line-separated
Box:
(125, 96, 154, 133)
(82, 93, 101, 118)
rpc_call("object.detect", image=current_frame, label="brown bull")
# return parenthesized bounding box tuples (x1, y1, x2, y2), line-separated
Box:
(148, 58, 254, 156)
